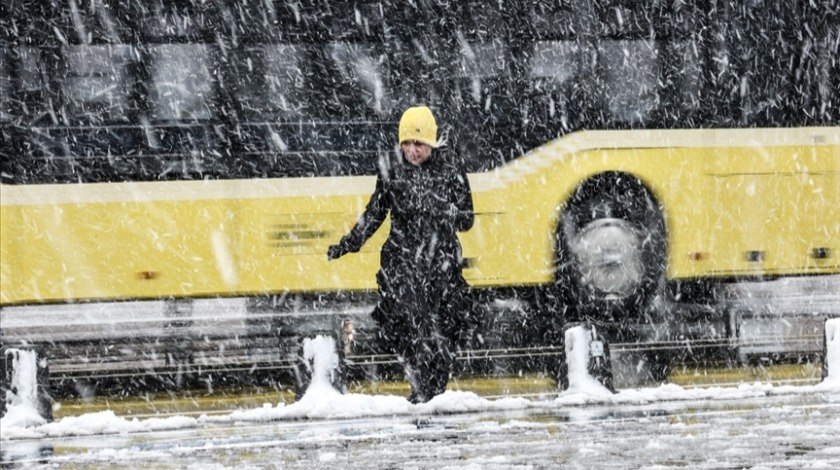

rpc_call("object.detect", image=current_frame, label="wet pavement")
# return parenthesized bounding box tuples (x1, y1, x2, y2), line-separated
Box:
(2, 382, 838, 469)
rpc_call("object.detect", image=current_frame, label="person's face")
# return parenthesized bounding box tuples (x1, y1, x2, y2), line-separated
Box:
(401, 141, 432, 166)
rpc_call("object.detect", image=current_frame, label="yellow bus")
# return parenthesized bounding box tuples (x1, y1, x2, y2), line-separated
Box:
(1, 1, 838, 391)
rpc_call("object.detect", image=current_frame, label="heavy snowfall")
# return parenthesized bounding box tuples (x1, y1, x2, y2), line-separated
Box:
(1, 1, 839, 468)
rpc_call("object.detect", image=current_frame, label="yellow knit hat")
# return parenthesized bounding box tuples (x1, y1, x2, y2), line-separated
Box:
(398, 106, 438, 148)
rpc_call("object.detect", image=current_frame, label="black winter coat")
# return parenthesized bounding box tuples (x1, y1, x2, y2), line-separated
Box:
(336, 148, 474, 338)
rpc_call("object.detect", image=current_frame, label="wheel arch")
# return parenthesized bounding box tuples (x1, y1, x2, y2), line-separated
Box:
(553, 171, 669, 270)
(550, 170, 670, 325)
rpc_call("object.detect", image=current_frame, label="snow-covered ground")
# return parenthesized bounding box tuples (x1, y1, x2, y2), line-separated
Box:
(3, 378, 839, 440)
(2, 382, 838, 469)
(2, 326, 838, 468)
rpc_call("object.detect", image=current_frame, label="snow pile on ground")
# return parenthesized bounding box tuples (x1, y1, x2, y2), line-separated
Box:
(562, 325, 615, 400)
(1, 349, 49, 431)
(3, 380, 836, 441)
(2, 329, 838, 440)
(301, 335, 343, 398)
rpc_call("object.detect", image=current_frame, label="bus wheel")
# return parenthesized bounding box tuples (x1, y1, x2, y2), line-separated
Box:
(555, 174, 666, 330)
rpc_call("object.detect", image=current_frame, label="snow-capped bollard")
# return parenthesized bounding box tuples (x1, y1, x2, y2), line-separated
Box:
(822, 318, 839, 386)
(562, 324, 616, 394)
(2, 348, 53, 422)
(293, 335, 347, 400)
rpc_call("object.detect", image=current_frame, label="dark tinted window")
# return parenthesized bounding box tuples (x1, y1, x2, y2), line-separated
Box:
(326, 42, 392, 117)
(453, 37, 514, 169)
(233, 45, 308, 120)
(600, 40, 661, 124)
(524, 0, 576, 38)
(530, 41, 578, 86)
(148, 44, 214, 121)
(2, 1, 836, 184)
(131, 0, 218, 41)
(61, 45, 135, 123)
(526, 40, 580, 135)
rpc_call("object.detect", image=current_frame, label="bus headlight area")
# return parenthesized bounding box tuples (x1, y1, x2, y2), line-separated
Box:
(2, 274, 837, 400)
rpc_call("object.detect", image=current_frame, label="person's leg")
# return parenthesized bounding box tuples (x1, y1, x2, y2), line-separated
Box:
(373, 287, 431, 403)
(415, 275, 475, 402)
(423, 333, 454, 400)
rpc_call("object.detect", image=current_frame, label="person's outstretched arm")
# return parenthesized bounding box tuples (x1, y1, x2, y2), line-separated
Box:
(328, 174, 389, 259)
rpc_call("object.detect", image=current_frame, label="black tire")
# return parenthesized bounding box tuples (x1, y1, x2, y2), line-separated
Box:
(554, 173, 666, 333)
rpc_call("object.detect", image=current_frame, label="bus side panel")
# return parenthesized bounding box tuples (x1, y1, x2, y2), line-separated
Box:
(705, 143, 840, 277)
(462, 129, 839, 289)
(459, 181, 513, 286)
(5, 196, 239, 302)
(464, 144, 711, 288)
(236, 192, 383, 293)
(0, 197, 21, 304)
(1, 181, 390, 304)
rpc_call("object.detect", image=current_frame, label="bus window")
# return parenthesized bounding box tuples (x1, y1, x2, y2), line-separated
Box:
(61, 45, 134, 123)
(229, 44, 308, 175)
(16, 47, 53, 112)
(232, 45, 308, 120)
(227, 42, 388, 178)
(53, 44, 143, 179)
(133, 0, 217, 41)
(528, 40, 579, 134)
(147, 44, 220, 179)
(454, 37, 513, 169)
(666, 39, 703, 122)
(713, 1, 829, 127)
(326, 42, 392, 116)
(15, 45, 63, 169)
(524, 0, 576, 38)
(530, 41, 578, 87)
(148, 44, 214, 121)
(457, 37, 507, 99)
(599, 40, 661, 125)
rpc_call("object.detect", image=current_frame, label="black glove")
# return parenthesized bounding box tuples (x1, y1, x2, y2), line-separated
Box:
(327, 243, 348, 260)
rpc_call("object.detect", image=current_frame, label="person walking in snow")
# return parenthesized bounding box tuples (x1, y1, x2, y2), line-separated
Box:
(327, 106, 475, 403)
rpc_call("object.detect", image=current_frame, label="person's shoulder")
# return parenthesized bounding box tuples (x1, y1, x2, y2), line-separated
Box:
(430, 148, 464, 171)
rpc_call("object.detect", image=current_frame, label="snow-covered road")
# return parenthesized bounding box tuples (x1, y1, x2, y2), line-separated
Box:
(3, 384, 839, 469)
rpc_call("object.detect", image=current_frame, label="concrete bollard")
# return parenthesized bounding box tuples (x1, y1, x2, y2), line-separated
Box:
(822, 318, 839, 386)
(2, 348, 53, 422)
(562, 323, 616, 394)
